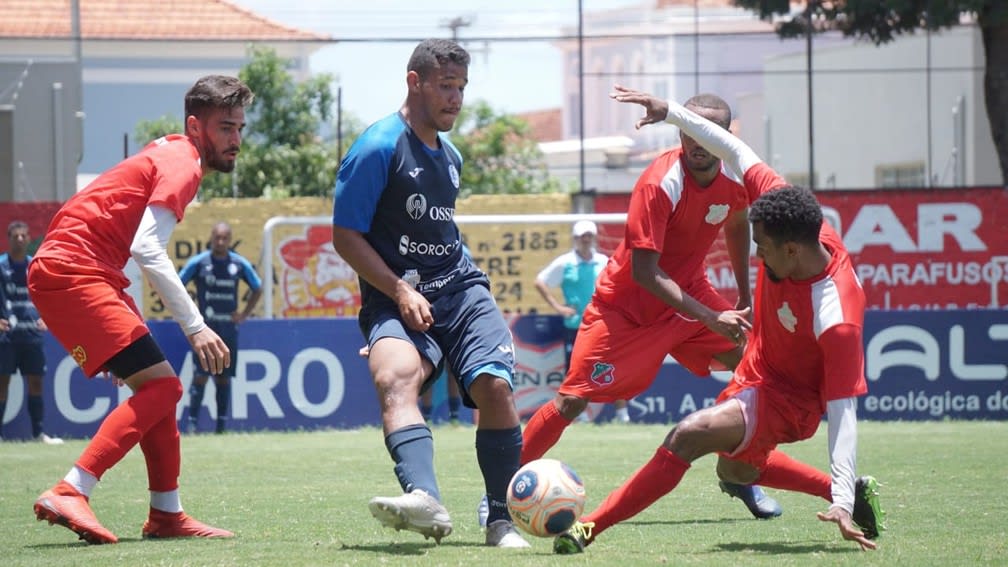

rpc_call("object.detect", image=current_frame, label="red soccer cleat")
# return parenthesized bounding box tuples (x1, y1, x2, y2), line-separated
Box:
(34, 480, 119, 544)
(142, 508, 235, 539)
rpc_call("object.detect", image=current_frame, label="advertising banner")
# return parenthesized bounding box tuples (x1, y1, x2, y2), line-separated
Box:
(2, 310, 1004, 441)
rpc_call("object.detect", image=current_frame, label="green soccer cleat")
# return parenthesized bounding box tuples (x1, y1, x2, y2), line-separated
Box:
(553, 521, 595, 554)
(852, 475, 886, 540)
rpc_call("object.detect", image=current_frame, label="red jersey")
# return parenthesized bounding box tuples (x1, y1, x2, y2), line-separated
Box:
(593, 148, 748, 325)
(36, 135, 202, 274)
(733, 163, 867, 416)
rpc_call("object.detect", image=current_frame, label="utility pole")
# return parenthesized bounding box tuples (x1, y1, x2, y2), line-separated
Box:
(439, 15, 490, 63)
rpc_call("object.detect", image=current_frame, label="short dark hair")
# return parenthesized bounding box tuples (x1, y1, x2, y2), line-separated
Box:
(184, 75, 254, 121)
(407, 39, 470, 79)
(749, 186, 823, 246)
(684, 93, 731, 130)
(7, 220, 27, 237)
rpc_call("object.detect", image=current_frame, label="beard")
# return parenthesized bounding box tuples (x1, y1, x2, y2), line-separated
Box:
(203, 139, 239, 173)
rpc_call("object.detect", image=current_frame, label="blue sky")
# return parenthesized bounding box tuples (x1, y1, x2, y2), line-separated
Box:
(235, 0, 641, 124)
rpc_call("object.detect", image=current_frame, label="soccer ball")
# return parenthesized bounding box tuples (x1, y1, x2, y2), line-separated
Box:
(506, 458, 586, 537)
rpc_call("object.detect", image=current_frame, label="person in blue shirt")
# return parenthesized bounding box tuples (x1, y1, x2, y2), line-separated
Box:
(331, 38, 529, 548)
(535, 220, 631, 423)
(0, 221, 63, 444)
(178, 222, 262, 434)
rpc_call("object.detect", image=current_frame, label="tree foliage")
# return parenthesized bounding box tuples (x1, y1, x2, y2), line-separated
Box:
(136, 46, 362, 200)
(732, 0, 1008, 184)
(449, 100, 571, 197)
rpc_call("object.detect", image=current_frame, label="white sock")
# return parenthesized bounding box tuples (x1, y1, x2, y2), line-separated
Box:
(150, 490, 183, 513)
(615, 407, 630, 422)
(63, 466, 98, 498)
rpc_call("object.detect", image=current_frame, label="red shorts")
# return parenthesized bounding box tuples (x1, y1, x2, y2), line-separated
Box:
(28, 257, 150, 377)
(715, 377, 824, 469)
(557, 286, 736, 403)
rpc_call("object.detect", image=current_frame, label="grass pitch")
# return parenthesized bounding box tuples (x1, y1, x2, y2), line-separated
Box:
(2, 421, 1006, 566)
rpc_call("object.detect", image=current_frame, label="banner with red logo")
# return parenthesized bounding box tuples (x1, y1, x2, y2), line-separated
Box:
(597, 187, 1008, 310)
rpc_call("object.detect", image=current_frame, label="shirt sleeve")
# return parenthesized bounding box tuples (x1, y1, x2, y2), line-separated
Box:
(536, 253, 568, 286)
(625, 182, 672, 254)
(178, 254, 200, 285)
(819, 323, 868, 402)
(147, 141, 201, 221)
(332, 134, 393, 233)
(131, 205, 205, 335)
(237, 255, 263, 292)
(826, 397, 858, 514)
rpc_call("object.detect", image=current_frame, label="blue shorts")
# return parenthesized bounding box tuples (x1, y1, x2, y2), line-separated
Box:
(361, 284, 515, 408)
(0, 341, 47, 375)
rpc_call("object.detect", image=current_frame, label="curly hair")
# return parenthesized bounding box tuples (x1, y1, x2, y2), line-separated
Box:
(407, 38, 471, 79)
(748, 186, 822, 246)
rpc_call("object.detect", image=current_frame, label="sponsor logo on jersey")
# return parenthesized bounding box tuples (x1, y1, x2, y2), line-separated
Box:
(408, 167, 424, 179)
(428, 206, 455, 222)
(397, 235, 457, 257)
(449, 164, 460, 189)
(590, 362, 616, 387)
(406, 193, 427, 220)
(777, 301, 797, 332)
(705, 204, 730, 224)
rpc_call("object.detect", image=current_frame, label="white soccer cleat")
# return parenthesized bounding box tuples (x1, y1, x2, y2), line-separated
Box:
(485, 519, 531, 548)
(37, 433, 65, 445)
(368, 489, 452, 544)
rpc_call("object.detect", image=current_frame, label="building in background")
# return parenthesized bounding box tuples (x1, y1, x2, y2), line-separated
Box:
(0, 0, 329, 201)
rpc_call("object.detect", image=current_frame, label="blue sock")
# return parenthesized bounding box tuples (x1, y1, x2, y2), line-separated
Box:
(476, 426, 523, 524)
(28, 395, 44, 438)
(385, 424, 440, 501)
(448, 397, 461, 420)
(189, 383, 206, 424)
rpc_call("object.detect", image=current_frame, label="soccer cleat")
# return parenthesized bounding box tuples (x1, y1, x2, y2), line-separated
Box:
(33, 481, 118, 544)
(553, 521, 594, 554)
(368, 489, 453, 544)
(719, 481, 783, 519)
(852, 475, 886, 540)
(142, 508, 235, 539)
(36, 433, 65, 445)
(477, 493, 490, 528)
(485, 519, 531, 548)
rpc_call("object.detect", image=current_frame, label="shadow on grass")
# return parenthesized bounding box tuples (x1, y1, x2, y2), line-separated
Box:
(339, 540, 474, 555)
(715, 541, 854, 555)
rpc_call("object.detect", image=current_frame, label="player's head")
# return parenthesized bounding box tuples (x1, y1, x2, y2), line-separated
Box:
(406, 39, 470, 132)
(7, 220, 29, 255)
(184, 75, 254, 174)
(572, 220, 597, 252)
(749, 186, 823, 282)
(209, 221, 233, 257)
(681, 94, 731, 174)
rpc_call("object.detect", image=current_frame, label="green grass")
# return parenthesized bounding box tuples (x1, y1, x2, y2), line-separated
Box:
(2, 421, 1007, 566)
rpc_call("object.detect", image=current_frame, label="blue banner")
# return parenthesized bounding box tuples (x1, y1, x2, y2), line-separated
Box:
(1, 310, 1005, 440)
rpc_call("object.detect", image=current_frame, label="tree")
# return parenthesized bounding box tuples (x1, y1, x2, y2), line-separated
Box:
(449, 100, 572, 196)
(135, 46, 363, 199)
(732, 0, 1008, 185)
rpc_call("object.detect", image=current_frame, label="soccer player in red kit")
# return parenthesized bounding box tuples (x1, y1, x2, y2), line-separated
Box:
(29, 75, 253, 545)
(550, 87, 885, 554)
(519, 93, 782, 520)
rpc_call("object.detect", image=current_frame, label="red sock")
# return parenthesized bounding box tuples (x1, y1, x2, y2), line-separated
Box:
(583, 447, 690, 538)
(756, 449, 832, 502)
(520, 401, 571, 464)
(140, 413, 181, 492)
(76, 377, 182, 480)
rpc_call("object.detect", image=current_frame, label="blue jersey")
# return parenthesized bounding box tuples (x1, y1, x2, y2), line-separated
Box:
(332, 112, 487, 313)
(179, 251, 262, 328)
(0, 253, 43, 344)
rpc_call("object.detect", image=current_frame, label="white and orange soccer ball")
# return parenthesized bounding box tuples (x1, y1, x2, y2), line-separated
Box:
(506, 458, 586, 537)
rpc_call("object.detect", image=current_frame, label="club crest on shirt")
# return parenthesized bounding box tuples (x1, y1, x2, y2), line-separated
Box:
(448, 164, 460, 189)
(777, 301, 797, 332)
(71, 345, 87, 368)
(705, 204, 730, 224)
(590, 362, 616, 387)
(228, 262, 238, 276)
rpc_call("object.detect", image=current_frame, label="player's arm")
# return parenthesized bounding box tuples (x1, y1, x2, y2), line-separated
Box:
(534, 257, 576, 317)
(331, 226, 432, 332)
(723, 208, 752, 310)
(235, 256, 263, 323)
(131, 205, 228, 374)
(631, 248, 749, 342)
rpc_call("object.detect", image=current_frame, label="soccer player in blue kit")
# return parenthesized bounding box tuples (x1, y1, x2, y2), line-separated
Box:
(330, 38, 529, 548)
(179, 221, 262, 434)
